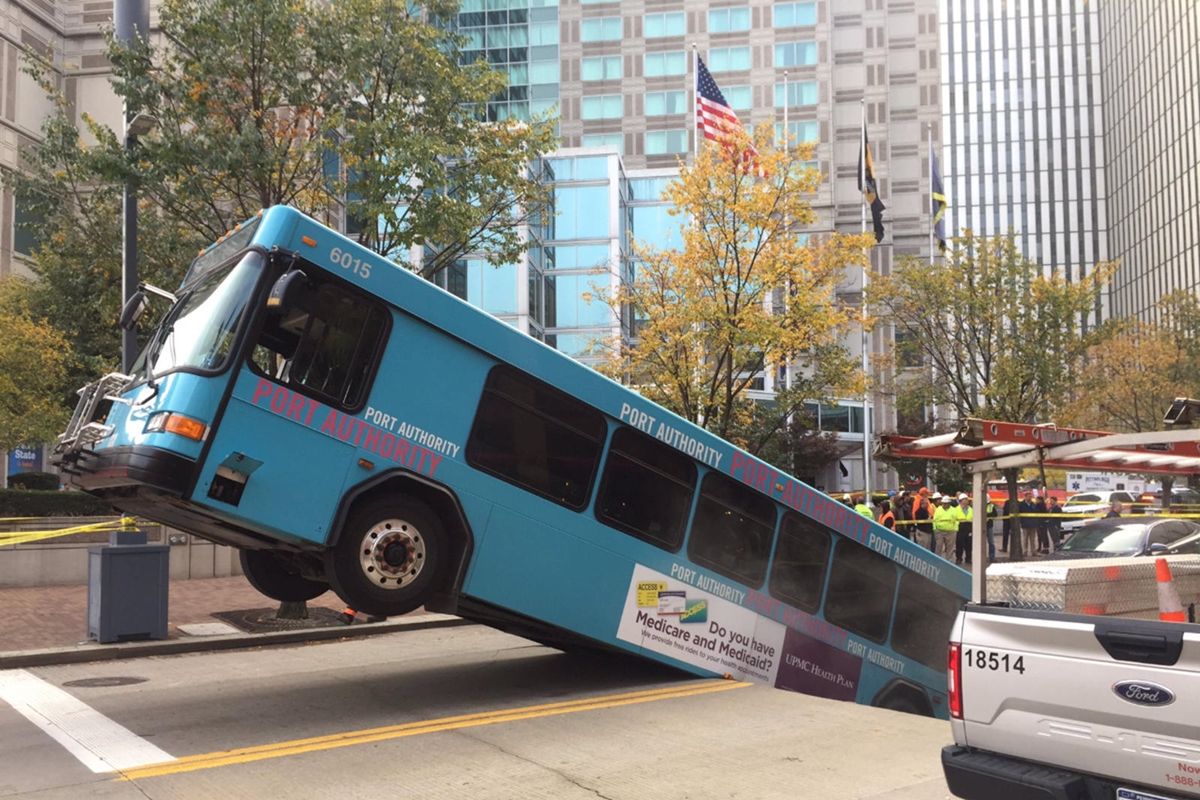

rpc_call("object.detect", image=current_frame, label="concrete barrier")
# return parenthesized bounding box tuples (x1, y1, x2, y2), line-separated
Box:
(0, 517, 242, 587)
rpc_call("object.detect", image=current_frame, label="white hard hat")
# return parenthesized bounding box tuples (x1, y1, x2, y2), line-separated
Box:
(958, 493, 968, 500)
(931, 492, 942, 500)
(842, 494, 851, 501)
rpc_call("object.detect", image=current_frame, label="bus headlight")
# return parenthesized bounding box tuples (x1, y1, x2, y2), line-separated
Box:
(146, 412, 209, 442)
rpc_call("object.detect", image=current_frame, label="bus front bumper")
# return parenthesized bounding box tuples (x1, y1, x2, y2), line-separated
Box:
(59, 445, 195, 495)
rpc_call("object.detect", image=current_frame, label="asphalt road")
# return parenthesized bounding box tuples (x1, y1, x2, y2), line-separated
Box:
(0, 624, 956, 799)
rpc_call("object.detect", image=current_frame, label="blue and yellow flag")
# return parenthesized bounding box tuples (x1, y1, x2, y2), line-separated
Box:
(858, 119, 885, 243)
(930, 146, 948, 252)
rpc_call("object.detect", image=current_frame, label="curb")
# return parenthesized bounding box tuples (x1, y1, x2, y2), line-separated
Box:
(0, 613, 473, 670)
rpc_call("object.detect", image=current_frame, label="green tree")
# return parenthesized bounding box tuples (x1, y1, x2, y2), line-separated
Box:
(8, 0, 557, 417)
(107, 0, 555, 271)
(598, 124, 873, 457)
(0, 280, 72, 449)
(869, 231, 1117, 559)
(4, 72, 199, 403)
(325, 0, 557, 275)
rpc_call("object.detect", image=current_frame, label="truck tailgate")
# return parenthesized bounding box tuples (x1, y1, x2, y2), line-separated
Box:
(956, 606, 1200, 797)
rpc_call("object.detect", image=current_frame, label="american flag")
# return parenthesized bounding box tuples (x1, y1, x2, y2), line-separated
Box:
(696, 56, 746, 143)
(695, 55, 760, 169)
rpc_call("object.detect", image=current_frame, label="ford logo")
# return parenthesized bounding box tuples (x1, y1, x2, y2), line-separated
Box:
(1112, 681, 1175, 706)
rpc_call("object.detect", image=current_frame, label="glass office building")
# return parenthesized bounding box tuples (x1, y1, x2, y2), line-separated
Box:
(940, 0, 1109, 324)
(1099, 2, 1200, 322)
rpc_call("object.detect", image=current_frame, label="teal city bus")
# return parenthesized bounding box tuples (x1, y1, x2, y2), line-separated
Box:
(56, 206, 969, 717)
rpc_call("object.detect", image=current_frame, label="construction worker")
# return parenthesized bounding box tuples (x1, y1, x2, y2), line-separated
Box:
(985, 497, 998, 560)
(932, 493, 958, 561)
(953, 492, 973, 565)
(912, 487, 930, 519)
(878, 500, 896, 532)
(853, 494, 875, 520)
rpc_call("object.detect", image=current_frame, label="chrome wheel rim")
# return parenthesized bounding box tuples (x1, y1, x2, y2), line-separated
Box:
(358, 518, 425, 590)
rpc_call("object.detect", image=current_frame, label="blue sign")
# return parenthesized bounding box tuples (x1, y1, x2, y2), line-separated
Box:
(7, 445, 42, 475)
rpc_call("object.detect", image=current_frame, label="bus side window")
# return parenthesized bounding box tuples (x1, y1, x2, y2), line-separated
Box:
(466, 366, 606, 511)
(768, 514, 832, 614)
(595, 427, 697, 551)
(890, 571, 964, 672)
(687, 472, 776, 588)
(823, 538, 897, 644)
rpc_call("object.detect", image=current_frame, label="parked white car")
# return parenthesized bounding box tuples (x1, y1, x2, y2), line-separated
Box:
(1059, 490, 1140, 532)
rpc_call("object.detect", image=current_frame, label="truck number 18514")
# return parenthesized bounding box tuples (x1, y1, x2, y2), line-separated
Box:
(964, 648, 1026, 674)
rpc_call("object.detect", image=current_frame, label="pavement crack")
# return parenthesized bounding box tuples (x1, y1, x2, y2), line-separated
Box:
(123, 776, 155, 800)
(461, 731, 616, 800)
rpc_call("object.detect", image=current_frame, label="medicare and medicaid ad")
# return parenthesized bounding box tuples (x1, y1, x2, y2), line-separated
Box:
(616, 563, 864, 702)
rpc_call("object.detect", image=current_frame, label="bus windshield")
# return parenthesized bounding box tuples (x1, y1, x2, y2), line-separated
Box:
(132, 251, 264, 380)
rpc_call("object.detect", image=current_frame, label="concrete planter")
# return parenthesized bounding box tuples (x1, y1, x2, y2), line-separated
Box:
(0, 517, 242, 587)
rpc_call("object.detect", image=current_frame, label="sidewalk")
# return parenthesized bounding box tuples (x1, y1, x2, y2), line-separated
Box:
(0, 576, 463, 668)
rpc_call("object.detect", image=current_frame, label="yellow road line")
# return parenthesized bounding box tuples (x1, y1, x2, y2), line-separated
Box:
(117, 679, 751, 780)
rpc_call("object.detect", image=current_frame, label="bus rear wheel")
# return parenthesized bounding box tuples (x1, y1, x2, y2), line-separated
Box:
(324, 496, 446, 618)
(240, 549, 329, 602)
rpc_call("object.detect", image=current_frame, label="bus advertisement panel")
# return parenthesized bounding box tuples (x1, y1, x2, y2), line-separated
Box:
(54, 206, 968, 719)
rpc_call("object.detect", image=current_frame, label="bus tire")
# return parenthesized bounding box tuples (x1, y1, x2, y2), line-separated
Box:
(240, 549, 329, 602)
(324, 496, 446, 618)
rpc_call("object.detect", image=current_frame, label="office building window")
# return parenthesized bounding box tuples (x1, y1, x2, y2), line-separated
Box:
(775, 81, 818, 106)
(708, 47, 750, 72)
(644, 51, 687, 77)
(645, 90, 687, 115)
(582, 94, 622, 119)
(775, 41, 817, 68)
(581, 16, 621, 41)
(708, 7, 750, 33)
(645, 130, 687, 155)
(775, 120, 819, 146)
(723, 85, 751, 110)
(644, 12, 684, 37)
(581, 133, 624, 153)
(774, 2, 816, 27)
(582, 56, 622, 80)
(530, 21, 558, 45)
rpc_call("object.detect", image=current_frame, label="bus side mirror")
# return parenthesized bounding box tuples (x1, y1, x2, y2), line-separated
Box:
(266, 270, 307, 316)
(118, 291, 147, 330)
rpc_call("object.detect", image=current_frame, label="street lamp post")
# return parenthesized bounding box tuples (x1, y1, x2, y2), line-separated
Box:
(115, 0, 150, 373)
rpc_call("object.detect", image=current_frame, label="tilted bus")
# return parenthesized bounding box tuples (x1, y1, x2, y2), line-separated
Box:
(55, 206, 969, 717)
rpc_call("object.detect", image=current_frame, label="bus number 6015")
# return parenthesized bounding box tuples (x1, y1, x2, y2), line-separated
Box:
(330, 246, 372, 279)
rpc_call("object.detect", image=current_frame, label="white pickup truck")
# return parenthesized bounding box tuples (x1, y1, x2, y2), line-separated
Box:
(942, 605, 1200, 800)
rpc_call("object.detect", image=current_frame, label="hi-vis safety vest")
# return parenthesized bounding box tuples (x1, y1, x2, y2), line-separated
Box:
(854, 502, 874, 520)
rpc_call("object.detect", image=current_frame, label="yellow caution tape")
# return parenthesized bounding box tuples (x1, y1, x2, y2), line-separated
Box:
(0, 519, 141, 547)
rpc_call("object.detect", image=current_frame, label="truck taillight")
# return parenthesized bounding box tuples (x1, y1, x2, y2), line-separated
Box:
(948, 642, 963, 719)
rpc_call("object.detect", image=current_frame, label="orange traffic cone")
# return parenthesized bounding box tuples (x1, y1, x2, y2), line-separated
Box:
(1156, 558, 1186, 623)
(338, 607, 357, 625)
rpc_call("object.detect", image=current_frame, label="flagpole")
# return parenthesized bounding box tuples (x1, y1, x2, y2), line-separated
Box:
(860, 99, 871, 502)
(783, 70, 788, 151)
(691, 45, 698, 165)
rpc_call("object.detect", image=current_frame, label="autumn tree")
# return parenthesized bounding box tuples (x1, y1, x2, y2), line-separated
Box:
(1060, 319, 1190, 433)
(0, 280, 72, 449)
(599, 123, 873, 458)
(869, 231, 1117, 559)
(1060, 291, 1200, 499)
